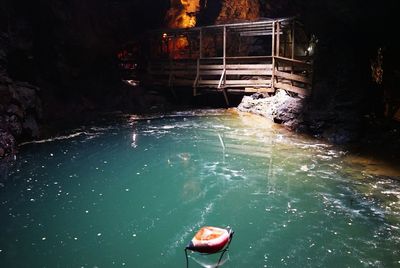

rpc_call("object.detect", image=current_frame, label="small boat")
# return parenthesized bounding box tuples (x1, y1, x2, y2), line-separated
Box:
(186, 226, 234, 254)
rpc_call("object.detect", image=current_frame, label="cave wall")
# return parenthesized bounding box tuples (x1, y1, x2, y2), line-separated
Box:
(0, 0, 169, 157)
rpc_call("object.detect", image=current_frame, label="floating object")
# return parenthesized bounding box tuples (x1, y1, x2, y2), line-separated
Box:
(187, 226, 233, 253)
(185, 226, 234, 267)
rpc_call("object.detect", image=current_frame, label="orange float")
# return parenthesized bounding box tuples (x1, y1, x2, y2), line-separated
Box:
(186, 226, 234, 254)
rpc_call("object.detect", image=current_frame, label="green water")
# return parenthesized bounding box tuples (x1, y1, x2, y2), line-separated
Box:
(1, 110, 399, 268)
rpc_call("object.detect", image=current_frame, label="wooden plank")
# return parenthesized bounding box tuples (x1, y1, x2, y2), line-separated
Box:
(199, 69, 272, 76)
(198, 79, 271, 85)
(245, 87, 275, 93)
(227, 79, 271, 85)
(226, 70, 273, 75)
(275, 70, 311, 84)
(275, 82, 309, 95)
(226, 64, 272, 70)
(200, 64, 272, 70)
(274, 56, 312, 66)
(225, 56, 272, 60)
(199, 70, 225, 75)
(199, 65, 224, 70)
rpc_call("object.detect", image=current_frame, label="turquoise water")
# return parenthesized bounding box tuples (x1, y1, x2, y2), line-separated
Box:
(1, 110, 400, 267)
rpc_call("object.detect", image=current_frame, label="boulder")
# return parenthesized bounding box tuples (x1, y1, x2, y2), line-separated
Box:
(237, 90, 304, 129)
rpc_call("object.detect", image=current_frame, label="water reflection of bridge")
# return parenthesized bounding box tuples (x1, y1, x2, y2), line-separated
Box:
(143, 17, 313, 105)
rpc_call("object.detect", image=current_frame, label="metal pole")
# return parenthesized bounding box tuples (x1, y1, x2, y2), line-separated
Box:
(222, 26, 229, 106)
(223, 26, 226, 68)
(271, 21, 276, 91)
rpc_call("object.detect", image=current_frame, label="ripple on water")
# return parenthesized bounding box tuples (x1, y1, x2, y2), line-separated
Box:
(1, 110, 400, 268)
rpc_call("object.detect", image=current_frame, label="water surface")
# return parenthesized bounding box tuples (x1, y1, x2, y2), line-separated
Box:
(1, 110, 399, 267)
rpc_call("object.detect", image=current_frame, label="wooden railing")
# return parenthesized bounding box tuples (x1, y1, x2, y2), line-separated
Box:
(147, 55, 312, 96)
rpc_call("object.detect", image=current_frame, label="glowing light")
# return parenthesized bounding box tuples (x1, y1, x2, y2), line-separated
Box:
(166, 0, 200, 28)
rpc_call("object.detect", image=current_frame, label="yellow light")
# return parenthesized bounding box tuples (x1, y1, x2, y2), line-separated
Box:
(166, 0, 199, 29)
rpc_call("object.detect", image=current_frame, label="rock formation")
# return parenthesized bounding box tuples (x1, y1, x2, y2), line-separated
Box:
(237, 90, 304, 130)
(216, 0, 261, 23)
(0, 33, 42, 158)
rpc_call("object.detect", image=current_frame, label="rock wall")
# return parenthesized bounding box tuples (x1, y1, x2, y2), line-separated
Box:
(216, 0, 261, 23)
(0, 32, 41, 158)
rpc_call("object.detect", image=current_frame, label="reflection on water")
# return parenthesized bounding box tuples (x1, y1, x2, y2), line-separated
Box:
(0, 110, 399, 267)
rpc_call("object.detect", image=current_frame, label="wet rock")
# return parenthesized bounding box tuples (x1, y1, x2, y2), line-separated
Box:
(237, 90, 304, 129)
(322, 127, 358, 145)
(0, 76, 42, 157)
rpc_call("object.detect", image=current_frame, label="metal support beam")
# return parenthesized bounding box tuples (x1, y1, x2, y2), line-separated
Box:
(222, 26, 229, 106)
(223, 26, 226, 69)
(271, 21, 276, 91)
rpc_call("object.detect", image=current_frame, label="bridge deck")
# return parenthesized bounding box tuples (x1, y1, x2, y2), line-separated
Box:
(137, 18, 313, 104)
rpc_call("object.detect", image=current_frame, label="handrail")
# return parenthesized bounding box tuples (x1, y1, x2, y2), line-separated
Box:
(148, 17, 295, 34)
(274, 56, 312, 66)
(225, 56, 272, 60)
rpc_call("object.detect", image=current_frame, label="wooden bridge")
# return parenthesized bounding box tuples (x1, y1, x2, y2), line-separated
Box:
(139, 17, 313, 104)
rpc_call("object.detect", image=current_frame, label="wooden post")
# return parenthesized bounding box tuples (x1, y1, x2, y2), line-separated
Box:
(283, 29, 287, 57)
(276, 22, 280, 57)
(222, 26, 229, 106)
(223, 26, 226, 84)
(271, 21, 276, 91)
(291, 20, 295, 60)
(291, 20, 295, 82)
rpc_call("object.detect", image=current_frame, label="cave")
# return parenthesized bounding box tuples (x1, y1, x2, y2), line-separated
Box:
(0, 1, 400, 267)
